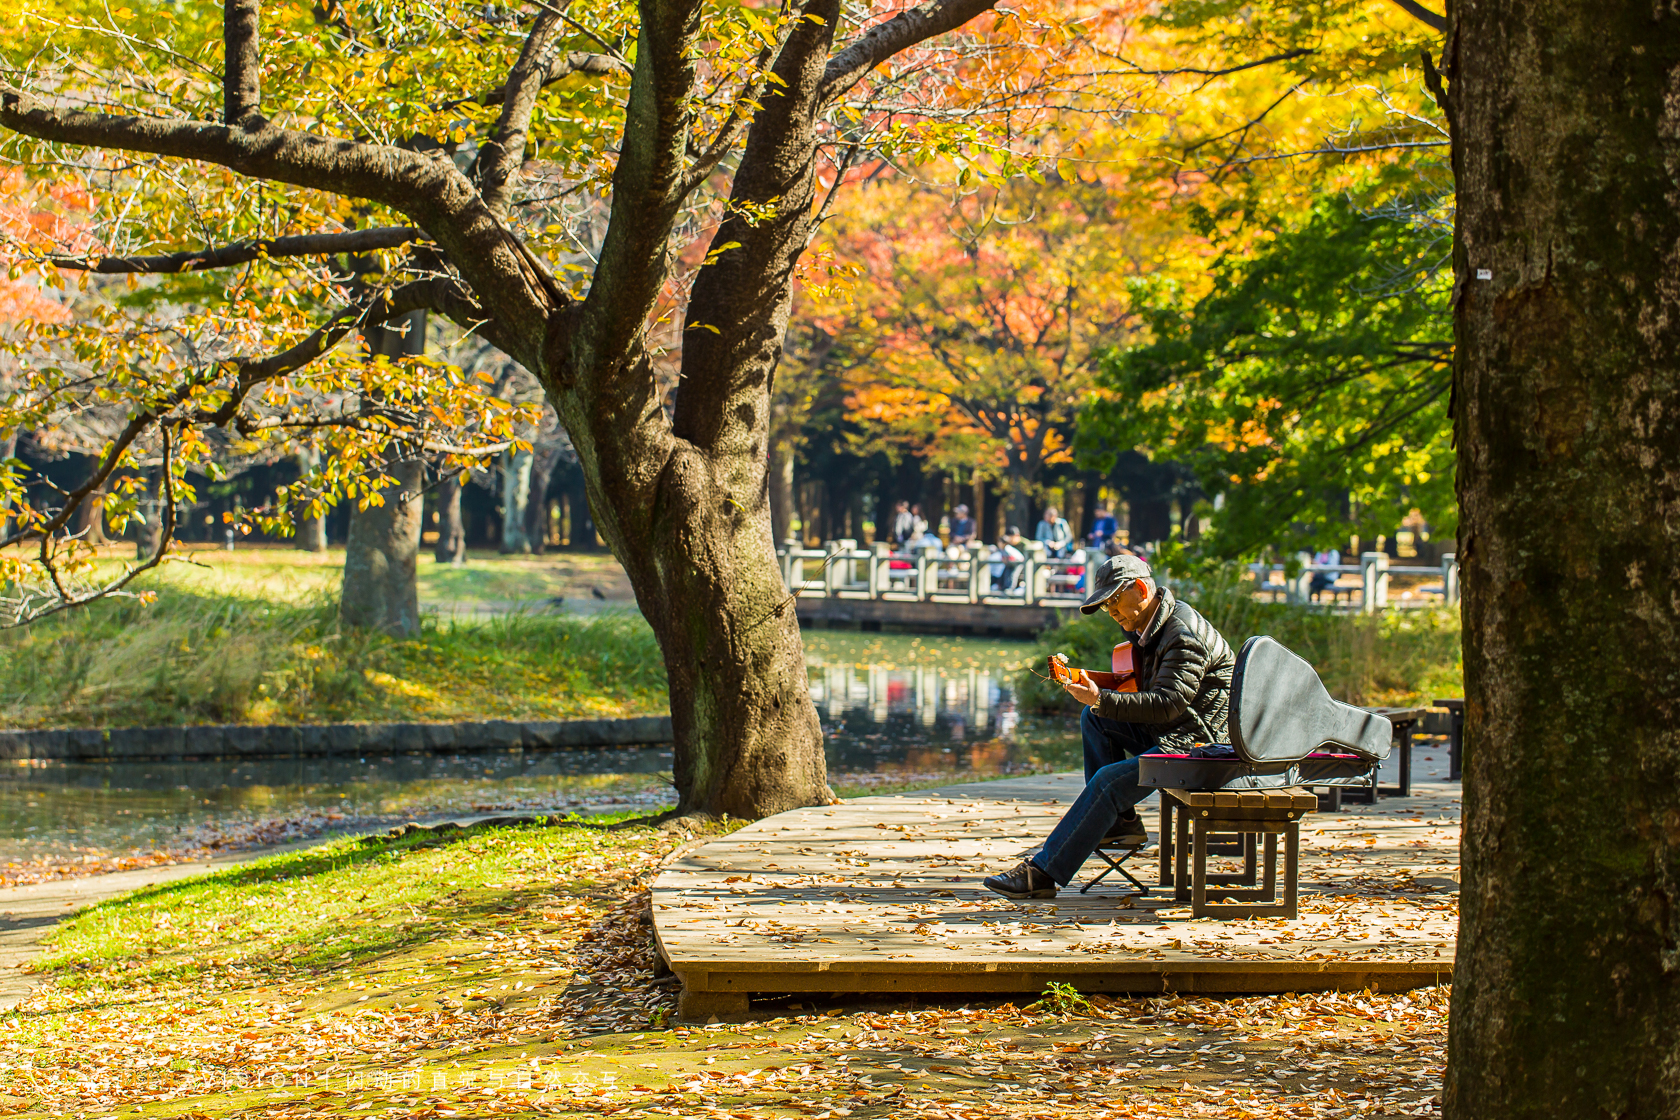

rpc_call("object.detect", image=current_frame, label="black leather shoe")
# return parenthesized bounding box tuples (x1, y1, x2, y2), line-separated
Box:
(1100, 813, 1149, 848)
(983, 860, 1058, 899)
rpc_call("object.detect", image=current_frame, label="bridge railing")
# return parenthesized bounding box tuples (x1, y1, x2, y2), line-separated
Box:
(782, 541, 1460, 613)
(1246, 552, 1460, 613)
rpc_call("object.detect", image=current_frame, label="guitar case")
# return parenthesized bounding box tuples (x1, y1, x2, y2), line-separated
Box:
(1138, 635, 1392, 791)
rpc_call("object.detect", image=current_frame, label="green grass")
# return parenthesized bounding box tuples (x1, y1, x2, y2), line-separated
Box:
(38, 816, 660, 989)
(89, 542, 634, 607)
(0, 588, 668, 728)
(1020, 566, 1463, 712)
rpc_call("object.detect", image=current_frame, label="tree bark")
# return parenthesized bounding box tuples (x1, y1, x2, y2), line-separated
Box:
(340, 456, 424, 635)
(768, 436, 796, 544)
(340, 310, 427, 635)
(434, 473, 466, 564)
(499, 447, 533, 553)
(293, 448, 327, 551)
(523, 445, 560, 553)
(1445, 1, 1680, 1115)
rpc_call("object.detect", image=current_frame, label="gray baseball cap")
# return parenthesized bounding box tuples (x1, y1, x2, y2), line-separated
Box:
(1080, 553, 1152, 614)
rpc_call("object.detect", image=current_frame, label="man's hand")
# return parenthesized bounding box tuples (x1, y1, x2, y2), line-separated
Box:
(1064, 671, 1101, 708)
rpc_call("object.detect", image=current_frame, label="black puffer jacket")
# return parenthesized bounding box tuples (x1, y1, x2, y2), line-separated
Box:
(1095, 588, 1235, 749)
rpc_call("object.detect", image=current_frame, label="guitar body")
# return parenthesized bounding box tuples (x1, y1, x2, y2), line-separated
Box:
(1048, 642, 1140, 693)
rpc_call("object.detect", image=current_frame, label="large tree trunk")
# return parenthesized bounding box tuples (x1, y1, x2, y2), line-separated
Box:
(433, 473, 466, 564)
(341, 310, 427, 636)
(499, 447, 534, 553)
(1444, 2, 1680, 1115)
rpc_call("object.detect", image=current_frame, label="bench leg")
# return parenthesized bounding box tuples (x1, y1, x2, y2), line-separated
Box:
(1159, 798, 1174, 889)
(1191, 818, 1209, 914)
(1175, 802, 1191, 902)
(1282, 822, 1299, 919)
(1187, 822, 1302, 920)
(678, 987, 750, 1022)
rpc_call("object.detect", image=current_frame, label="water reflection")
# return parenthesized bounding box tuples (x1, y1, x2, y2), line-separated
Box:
(0, 748, 673, 864)
(803, 632, 1078, 783)
(1, 634, 1076, 866)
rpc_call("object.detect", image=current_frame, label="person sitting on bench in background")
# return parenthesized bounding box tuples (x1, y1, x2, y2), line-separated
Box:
(983, 554, 1237, 899)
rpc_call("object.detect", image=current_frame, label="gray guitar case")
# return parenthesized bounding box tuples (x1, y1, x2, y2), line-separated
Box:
(1138, 635, 1392, 791)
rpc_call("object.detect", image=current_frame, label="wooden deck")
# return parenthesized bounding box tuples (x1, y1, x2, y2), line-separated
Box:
(652, 760, 1461, 1019)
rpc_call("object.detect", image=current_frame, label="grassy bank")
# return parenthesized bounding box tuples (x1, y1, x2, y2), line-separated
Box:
(5, 814, 1451, 1120)
(1020, 571, 1463, 712)
(0, 590, 667, 729)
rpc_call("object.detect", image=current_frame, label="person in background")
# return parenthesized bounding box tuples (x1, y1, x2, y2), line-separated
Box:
(988, 527, 1026, 592)
(1034, 505, 1073, 557)
(890, 500, 915, 546)
(948, 504, 976, 547)
(1310, 546, 1342, 599)
(911, 503, 929, 540)
(1088, 506, 1118, 549)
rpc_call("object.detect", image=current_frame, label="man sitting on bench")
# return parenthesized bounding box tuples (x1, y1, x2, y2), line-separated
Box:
(983, 554, 1237, 899)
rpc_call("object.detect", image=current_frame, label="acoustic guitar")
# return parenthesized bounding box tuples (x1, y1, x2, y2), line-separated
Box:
(1048, 642, 1139, 693)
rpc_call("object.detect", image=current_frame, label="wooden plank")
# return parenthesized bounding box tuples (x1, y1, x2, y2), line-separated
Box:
(653, 772, 1459, 1016)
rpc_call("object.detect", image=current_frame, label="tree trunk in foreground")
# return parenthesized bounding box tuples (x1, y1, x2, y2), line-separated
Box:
(1445, 1, 1680, 1114)
(341, 311, 427, 636)
(434, 473, 465, 564)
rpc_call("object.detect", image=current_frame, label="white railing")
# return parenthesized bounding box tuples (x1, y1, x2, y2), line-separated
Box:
(1246, 552, 1460, 613)
(782, 540, 1459, 613)
(778, 538, 1092, 607)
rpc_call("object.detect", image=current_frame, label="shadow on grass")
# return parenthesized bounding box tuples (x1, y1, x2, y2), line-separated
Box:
(37, 819, 657, 1007)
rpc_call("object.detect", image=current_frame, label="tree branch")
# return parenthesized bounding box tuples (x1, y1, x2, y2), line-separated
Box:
(1111, 48, 1316, 80)
(223, 0, 262, 125)
(51, 226, 424, 273)
(460, 52, 627, 111)
(479, 10, 564, 216)
(195, 277, 487, 427)
(1390, 0, 1447, 32)
(819, 0, 1000, 105)
(0, 83, 560, 370)
(577, 0, 706, 381)
(677, 0, 840, 453)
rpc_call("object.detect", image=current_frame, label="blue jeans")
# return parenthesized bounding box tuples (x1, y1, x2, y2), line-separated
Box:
(1031, 707, 1163, 886)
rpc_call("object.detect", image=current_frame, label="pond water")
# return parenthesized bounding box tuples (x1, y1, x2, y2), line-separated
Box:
(1, 633, 1077, 870)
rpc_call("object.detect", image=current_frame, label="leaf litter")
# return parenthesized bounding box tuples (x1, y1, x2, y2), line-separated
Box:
(0, 820, 1448, 1119)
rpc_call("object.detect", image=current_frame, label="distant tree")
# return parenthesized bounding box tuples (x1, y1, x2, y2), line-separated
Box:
(1086, 194, 1453, 557)
(0, 0, 1084, 819)
(811, 171, 1172, 529)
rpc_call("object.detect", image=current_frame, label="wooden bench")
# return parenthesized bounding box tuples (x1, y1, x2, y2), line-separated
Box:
(1157, 788, 1317, 920)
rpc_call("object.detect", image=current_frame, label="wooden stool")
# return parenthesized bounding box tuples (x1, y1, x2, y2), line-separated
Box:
(1158, 788, 1316, 919)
